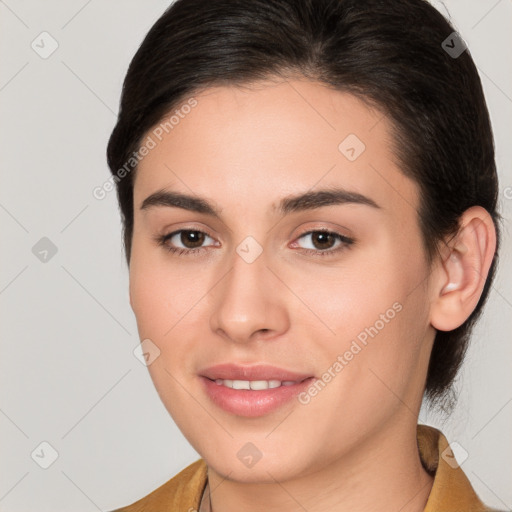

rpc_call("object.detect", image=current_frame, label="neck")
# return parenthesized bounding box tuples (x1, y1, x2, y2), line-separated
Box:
(206, 418, 434, 512)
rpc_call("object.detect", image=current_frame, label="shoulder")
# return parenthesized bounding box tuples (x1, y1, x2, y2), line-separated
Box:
(417, 424, 507, 512)
(109, 458, 207, 512)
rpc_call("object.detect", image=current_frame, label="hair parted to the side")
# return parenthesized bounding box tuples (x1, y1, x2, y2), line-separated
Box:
(106, 0, 501, 414)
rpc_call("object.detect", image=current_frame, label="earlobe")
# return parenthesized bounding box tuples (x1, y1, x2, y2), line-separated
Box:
(430, 206, 496, 332)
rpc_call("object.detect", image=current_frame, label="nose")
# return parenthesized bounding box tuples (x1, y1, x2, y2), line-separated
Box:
(209, 244, 290, 344)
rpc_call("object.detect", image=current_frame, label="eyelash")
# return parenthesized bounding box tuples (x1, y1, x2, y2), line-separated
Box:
(155, 228, 355, 258)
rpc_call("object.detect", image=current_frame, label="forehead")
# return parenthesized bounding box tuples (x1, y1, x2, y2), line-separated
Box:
(134, 78, 419, 218)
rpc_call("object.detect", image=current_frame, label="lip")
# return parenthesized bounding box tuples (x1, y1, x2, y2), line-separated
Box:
(199, 363, 315, 417)
(199, 363, 313, 382)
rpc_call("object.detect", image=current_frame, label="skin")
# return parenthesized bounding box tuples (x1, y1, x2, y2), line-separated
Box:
(128, 77, 496, 512)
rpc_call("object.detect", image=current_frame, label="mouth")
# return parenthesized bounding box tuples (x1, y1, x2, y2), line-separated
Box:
(198, 363, 315, 417)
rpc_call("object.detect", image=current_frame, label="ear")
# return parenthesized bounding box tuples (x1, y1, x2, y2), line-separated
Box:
(430, 206, 497, 332)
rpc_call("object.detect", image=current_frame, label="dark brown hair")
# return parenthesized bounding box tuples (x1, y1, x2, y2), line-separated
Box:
(106, 0, 501, 413)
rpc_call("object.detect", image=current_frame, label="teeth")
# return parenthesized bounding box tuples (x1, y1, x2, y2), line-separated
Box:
(213, 379, 297, 390)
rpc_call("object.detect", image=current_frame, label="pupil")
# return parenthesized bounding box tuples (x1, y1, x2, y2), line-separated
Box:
(182, 231, 204, 248)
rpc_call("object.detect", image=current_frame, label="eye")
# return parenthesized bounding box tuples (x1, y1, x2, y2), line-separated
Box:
(293, 229, 354, 257)
(156, 229, 217, 255)
(155, 228, 354, 258)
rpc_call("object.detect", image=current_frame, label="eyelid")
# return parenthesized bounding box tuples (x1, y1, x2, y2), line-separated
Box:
(159, 222, 217, 240)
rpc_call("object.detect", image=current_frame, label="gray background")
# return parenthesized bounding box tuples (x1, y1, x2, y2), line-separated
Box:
(0, 1, 511, 511)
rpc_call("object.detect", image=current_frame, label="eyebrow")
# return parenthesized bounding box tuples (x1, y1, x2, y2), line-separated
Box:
(140, 187, 381, 217)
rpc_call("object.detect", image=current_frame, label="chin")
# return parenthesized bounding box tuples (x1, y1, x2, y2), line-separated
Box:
(203, 444, 314, 484)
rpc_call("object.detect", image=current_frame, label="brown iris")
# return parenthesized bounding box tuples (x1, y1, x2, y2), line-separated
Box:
(309, 231, 336, 250)
(180, 230, 206, 249)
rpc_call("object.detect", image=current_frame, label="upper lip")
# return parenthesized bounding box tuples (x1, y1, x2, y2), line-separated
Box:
(200, 363, 313, 382)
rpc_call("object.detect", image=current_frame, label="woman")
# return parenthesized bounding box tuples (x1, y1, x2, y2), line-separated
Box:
(106, 0, 504, 510)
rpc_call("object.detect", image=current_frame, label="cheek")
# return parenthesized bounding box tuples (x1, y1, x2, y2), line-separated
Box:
(292, 237, 430, 381)
(289, 243, 420, 338)
(128, 257, 206, 420)
(129, 251, 207, 340)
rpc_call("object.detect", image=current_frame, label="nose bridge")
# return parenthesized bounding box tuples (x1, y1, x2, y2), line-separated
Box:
(209, 238, 288, 342)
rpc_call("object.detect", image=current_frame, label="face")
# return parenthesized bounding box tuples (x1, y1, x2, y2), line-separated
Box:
(129, 78, 437, 483)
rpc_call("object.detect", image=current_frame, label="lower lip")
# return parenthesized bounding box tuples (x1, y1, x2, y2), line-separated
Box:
(200, 376, 315, 417)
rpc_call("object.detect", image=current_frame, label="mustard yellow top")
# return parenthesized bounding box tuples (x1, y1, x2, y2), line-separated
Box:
(111, 424, 503, 511)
